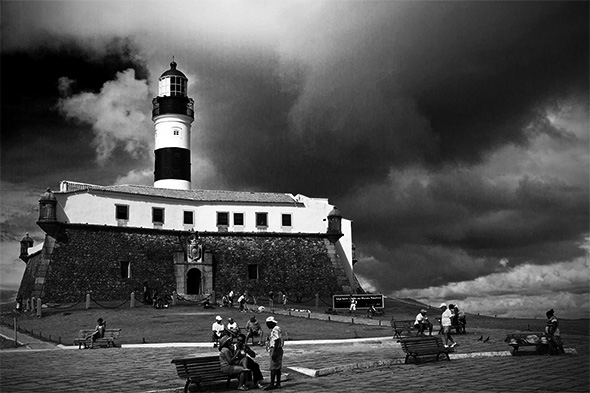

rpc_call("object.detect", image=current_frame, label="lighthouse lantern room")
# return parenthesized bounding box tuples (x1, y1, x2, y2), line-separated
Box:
(152, 60, 195, 190)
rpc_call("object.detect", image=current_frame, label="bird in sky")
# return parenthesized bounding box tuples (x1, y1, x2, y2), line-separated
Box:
(477, 335, 483, 341)
(483, 336, 490, 343)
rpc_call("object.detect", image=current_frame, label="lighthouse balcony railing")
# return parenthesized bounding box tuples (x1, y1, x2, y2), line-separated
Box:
(152, 97, 194, 119)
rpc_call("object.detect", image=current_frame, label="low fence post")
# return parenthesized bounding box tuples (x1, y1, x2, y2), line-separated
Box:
(130, 292, 135, 308)
(86, 293, 91, 309)
(36, 298, 42, 318)
(172, 291, 177, 306)
(13, 318, 17, 347)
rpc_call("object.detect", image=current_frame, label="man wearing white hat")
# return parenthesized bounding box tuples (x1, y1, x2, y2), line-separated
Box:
(212, 315, 225, 348)
(440, 303, 457, 348)
(414, 309, 433, 336)
(264, 316, 284, 390)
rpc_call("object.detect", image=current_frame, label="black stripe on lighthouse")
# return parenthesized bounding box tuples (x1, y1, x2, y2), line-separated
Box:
(154, 148, 191, 182)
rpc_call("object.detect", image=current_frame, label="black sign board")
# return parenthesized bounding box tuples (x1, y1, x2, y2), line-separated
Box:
(332, 294, 384, 310)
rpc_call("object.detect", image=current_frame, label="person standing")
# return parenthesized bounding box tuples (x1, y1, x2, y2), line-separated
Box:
(349, 296, 357, 314)
(545, 309, 564, 354)
(440, 303, 457, 348)
(264, 316, 283, 390)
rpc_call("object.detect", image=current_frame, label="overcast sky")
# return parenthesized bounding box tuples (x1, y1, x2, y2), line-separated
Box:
(1, 1, 588, 318)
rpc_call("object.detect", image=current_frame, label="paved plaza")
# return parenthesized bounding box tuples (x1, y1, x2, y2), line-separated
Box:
(1, 323, 588, 393)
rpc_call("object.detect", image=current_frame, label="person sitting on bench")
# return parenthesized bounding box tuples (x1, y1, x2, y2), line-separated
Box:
(218, 335, 251, 391)
(414, 309, 433, 336)
(87, 318, 106, 348)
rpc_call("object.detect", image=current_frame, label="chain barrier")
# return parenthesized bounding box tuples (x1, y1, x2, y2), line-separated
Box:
(43, 299, 85, 310)
(90, 298, 129, 309)
(319, 297, 333, 306)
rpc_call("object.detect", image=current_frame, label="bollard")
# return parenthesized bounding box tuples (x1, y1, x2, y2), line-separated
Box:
(130, 292, 135, 308)
(31, 297, 36, 313)
(36, 298, 42, 318)
(328, 316, 331, 322)
(211, 290, 216, 306)
(351, 318, 354, 324)
(315, 293, 319, 308)
(86, 293, 91, 309)
(308, 311, 311, 319)
(172, 291, 177, 306)
(13, 318, 17, 347)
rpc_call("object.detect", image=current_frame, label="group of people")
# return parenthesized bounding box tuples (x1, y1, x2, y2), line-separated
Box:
(412, 303, 466, 348)
(218, 315, 284, 391)
(212, 315, 265, 347)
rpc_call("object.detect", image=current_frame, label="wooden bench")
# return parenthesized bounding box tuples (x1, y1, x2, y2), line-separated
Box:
(171, 355, 240, 392)
(400, 336, 451, 364)
(73, 328, 121, 349)
(504, 332, 563, 356)
(391, 319, 420, 339)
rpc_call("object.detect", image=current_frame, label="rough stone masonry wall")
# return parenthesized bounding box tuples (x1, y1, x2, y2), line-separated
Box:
(18, 225, 359, 303)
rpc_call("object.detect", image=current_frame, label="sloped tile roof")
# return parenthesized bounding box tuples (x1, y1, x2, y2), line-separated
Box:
(59, 183, 302, 205)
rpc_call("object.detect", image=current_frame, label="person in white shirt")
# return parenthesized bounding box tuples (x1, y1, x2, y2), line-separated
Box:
(414, 309, 433, 336)
(212, 316, 225, 347)
(440, 303, 457, 348)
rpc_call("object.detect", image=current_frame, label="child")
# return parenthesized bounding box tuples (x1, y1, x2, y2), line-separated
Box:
(264, 316, 283, 390)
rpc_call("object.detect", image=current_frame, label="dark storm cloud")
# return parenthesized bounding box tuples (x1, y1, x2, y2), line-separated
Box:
(190, 1, 587, 198)
(1, 36, 149, 187)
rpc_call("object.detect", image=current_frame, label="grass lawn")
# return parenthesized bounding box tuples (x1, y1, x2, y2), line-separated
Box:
(1, 297, 587, 346)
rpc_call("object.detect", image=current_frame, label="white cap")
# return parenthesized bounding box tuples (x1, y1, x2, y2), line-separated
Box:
(266, 316, 278, 323)
(215, 315, 222, 321)
(439, 303, 447, 308)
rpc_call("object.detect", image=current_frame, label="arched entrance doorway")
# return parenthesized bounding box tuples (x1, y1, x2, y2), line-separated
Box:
(187, 268, 201, 295)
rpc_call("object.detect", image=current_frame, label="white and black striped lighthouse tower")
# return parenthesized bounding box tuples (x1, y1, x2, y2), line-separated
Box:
(152, 60, 195, 190)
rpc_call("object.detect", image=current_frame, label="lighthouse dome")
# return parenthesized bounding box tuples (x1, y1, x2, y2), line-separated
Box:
(160, 61, 187, 79)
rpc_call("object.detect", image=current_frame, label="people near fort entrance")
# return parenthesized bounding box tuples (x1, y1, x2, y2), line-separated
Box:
(227, 317, 240, 337)
(245, 315, 264, 346)
(87, 318, 106, 349)
(440, 303, 457, 348)
(279, 291, 287, 309)
(235, 333, 265, 389)
(218, 335, 251, 391)
(264, 316, 284, 390)
(229, 290, 235, 307)
(451, 305, 460, 333)
(366, 305, 377, 318)
(545, 309, 564, 355)
(268, 290, 274, 309)
(212, 316, 225, 347)
(142, 281, 151, 304)
(349, 295, 357, 314)
(414, 309, 433, 336)
(238, 292, 247, 312)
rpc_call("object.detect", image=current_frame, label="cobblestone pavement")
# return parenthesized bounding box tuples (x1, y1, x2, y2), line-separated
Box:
(0, 326, 588, 393)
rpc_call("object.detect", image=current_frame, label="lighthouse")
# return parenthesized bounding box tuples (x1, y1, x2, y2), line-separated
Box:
(152, 60, 194, 190)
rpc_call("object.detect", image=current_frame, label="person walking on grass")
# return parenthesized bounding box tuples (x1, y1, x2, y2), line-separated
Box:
(440, 303, 457, 348)
(264, 316, 284, 390)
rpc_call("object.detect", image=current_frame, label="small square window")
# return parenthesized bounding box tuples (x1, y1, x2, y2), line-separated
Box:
(152, 207, 164, 224)
(234, 213, 244, 226)
(256, 212, 268, 227)
(282, 214, 292, 227)
(184, 211, 194, 225)
(116, 205, 129, 220)
(248, 264, 259, 280)
(217, 212, 229, 226)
